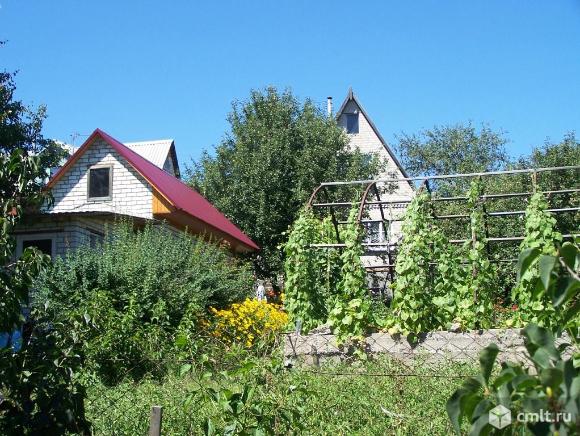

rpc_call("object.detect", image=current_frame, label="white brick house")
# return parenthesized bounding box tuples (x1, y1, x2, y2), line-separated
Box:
(335, 89, 415, 275)
(14, 129, 258, 258)
(336, 89, 415, 242)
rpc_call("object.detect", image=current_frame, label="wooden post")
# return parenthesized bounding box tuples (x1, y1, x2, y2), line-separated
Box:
(149, 405, 163, 436)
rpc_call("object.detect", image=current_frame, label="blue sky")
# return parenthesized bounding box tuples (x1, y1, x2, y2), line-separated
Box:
(1, 0, 579, 167)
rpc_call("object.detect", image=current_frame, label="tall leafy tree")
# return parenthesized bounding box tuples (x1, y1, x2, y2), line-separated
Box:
(396, 122, 510, 178)
(188, 87, 378, 276)
(0, 55, 88, 433)
(0, 56, 67, 332)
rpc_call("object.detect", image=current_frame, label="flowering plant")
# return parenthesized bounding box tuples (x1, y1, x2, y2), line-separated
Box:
(208, 299, 289, 347)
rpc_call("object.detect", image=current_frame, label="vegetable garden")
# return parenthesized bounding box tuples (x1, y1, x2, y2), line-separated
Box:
(284, 165, 579, 338)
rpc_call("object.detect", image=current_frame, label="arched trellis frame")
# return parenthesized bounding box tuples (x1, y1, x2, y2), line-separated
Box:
(305, 165, 580, 277)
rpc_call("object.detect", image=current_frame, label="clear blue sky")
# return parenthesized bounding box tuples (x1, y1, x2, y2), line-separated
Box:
(2, 0, 579, 166)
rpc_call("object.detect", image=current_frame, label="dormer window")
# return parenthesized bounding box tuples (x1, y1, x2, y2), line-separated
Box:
(88, 165, 112, 200)
(345, 113, 359, 134)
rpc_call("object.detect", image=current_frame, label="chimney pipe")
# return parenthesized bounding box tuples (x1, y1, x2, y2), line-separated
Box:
(327, 96, 333, 117)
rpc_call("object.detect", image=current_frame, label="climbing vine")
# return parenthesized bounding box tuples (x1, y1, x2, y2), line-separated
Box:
(461, 178, 496, 328)
(315, 216, 343, 311)
(511, 192, 563, 327)
(328, 207, 372, 343)
(388, 190, 457, 334)
(283, 208, 329, 332)
(284, 178, 572, 340)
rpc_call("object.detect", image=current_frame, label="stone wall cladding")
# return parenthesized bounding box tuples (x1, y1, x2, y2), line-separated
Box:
(48, 138, 153, 219)
(284, 329, 574, 367)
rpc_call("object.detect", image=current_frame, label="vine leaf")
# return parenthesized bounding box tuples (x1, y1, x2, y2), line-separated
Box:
(517, 247, 540, 281)
(538, 255, 557, 291)
(479, 343, 499, 386)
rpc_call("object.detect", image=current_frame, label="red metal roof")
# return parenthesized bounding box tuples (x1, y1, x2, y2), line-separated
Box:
(48, 128, 259, 251)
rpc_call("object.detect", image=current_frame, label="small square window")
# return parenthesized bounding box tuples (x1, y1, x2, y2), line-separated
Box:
(346, 113, 359, 134)
(22, 239, 53, 257)
(88, 167, 111, 199)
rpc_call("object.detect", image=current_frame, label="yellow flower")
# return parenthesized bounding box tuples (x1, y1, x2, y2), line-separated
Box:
(202, 299, 289, 348)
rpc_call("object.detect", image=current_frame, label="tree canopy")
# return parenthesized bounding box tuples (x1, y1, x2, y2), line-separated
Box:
(0, 57, 89, 433)
(188, 87, 378, 276)
(396, 122, 510, 178)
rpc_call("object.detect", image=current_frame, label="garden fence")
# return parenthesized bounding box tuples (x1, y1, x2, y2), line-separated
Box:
(81, 327, 577, 434)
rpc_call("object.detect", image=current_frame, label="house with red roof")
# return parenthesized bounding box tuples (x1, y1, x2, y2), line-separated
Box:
(13, 128, 259, 257)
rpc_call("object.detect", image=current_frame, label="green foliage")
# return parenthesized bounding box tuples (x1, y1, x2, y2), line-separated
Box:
(284, 206, 372, 341)
(199, 358, 306, 435)
(396, 122, 509, 193)
(0, 310, 90, 434)
(447, 242, 579, 435)
(0, 63, 66, 330)
(0, 60, 87, 435)
(462, 178, 496, 328)
(188, 87, 378, 276)
(512, 193, 564, 328)
(389, 190, 459, 334)
(86, 354, 470, 435)
(283, 209, 333, 332)
(515, 242, 579, 339)
(519, 132, 580, 236)
(328, 208, 372, 343)
(34, 222, 253, 383)
(447, 325, 578, 435)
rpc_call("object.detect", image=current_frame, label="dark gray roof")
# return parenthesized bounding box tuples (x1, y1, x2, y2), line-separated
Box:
(336, 88, 410, 179)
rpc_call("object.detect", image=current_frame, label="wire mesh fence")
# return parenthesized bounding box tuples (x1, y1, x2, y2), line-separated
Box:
(77, 325, 578, 435)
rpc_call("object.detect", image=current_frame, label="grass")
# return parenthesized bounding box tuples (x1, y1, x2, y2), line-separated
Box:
(85, 353, 474, 435)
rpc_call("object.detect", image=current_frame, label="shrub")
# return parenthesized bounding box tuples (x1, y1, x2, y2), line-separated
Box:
(207, 298, 289, 348)
(33, 222, 253, 383)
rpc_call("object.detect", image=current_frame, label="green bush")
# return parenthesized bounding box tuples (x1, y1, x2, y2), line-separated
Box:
(33, 222, 253, 383)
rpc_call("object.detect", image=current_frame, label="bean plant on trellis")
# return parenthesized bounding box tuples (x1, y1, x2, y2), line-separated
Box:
(511, 192, 564, 328)
(328, 207, 372, 343)
(388, 189, 460, 334)
(283, 208, 329, 332)
(462, 178, 496, 328)
(284, 206, 372, 341)
(389, 180, 500, 333)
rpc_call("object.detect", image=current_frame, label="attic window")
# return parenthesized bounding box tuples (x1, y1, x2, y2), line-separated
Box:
(88, 166, 112, 200)
(346, 113, 359, 134)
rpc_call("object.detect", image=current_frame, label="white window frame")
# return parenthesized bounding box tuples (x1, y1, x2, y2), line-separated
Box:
(16, 233, 57, 258)
(87, 164, 113, 201)
(364, 221, 389, 246)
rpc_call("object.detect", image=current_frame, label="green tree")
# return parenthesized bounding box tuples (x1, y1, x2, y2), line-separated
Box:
(517, 132, 580, 236)
(396, 122, 510, 178)
(0, 59, 67, 333)
(188, 87, 378, 276)
(0, 58, 88, 434)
